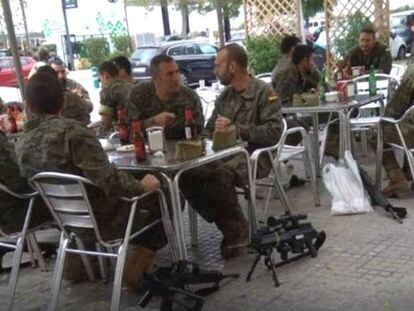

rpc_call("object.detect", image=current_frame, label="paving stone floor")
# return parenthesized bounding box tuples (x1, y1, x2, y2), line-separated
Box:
(2, 151, 414, 310)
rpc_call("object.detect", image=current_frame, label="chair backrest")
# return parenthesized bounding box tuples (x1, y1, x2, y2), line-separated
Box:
(30, 172, 102, 241)
(353, 74, 400, 103)
(391, 64, 405, 80)
(0, 181, 38, 238)
(255, 72, 272, 84)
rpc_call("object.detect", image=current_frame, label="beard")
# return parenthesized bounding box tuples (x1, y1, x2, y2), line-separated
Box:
(60, 77, 67, 89)
(217, 70, 233, 86)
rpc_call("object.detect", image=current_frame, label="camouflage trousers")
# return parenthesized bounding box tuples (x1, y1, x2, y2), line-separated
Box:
(179, 156, 248, 223)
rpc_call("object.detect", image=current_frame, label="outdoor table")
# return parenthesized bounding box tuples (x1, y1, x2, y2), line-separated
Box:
(282, 94, 384, 176)
(107, 139, 256, 261)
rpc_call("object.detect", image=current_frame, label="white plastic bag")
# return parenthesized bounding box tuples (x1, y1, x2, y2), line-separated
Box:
(323, 151, 372, 215)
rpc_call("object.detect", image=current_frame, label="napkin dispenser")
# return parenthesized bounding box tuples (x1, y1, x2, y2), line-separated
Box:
(146, 126, 166, 153)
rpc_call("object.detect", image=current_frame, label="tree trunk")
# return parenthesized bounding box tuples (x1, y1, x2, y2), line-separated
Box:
(224, 14, 231, 42)
(19, 0, 30, 52)
(180, 0, 190, 35)
(215, 0, 225, 47)
(160, 0, 171, 35)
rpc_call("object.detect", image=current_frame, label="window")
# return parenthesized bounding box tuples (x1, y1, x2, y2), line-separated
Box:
(168, 46, 184, 56)
(199, 44, 217, 55)
(183, 44, 202, 55)
(131, 47, 160, 61)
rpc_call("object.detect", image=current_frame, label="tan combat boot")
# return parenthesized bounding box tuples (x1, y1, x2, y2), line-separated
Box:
(122, 245, 156, 293)
(383, 169, 410, 198)
(216, 213, 248, 259)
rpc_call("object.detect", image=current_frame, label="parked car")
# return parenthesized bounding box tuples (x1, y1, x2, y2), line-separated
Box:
(0, 56, 36, 87)
(390, 10, 414, 54)
(130, 40, 218, 87)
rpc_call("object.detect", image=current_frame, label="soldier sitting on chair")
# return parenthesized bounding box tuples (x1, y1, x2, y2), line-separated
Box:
(16, 71, 168, 291)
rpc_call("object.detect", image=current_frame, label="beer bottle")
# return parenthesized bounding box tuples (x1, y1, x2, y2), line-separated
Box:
(7, 106, 17, 134)
(184, 107, 197, 140)
(132, 120, 146, 162)
(369, 65, 377, 96)
(117, 108, 130, 145)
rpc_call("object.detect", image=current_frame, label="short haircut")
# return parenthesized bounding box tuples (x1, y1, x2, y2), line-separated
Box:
(111, 55, 132, 75)
(361, 25, 376, 36)
(49, 57, 66, 67)
(281, 35, 301, 54)
(26, 72, 64, 115)
(292, 45, 314, 65)
(38, 48, 49, 62)
(218, 43, 248, 68)
(98, 61, 119, 77)
(149, 54, 175, 75)
(37, 65, 58, 77)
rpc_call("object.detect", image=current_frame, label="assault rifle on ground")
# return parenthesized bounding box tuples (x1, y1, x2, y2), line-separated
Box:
(139, 260, 240, 311)
(246, 213, 326, 287)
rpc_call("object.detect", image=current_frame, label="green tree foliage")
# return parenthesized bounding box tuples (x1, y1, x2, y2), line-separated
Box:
(112, 35, 132, 56)
(83, 37, 110, 66)
(245, 35, 282, 74)
(302, 0, 324, 21)
(333, 11, 371, 58)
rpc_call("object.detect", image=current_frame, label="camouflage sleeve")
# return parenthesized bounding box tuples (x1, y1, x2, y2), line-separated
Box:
(275, 70, 298, 107)
(236, 88, 283, 146)
(99, 87, 114, 117)
(126, 84, 149, 121)
(70, 127, 145, 197)
(378, 49, 392, 74)
(304, 67, 321, 90)
(63, 92, 91, 126)
(0, 131, 30, 192)
(385, 72, 414, 119)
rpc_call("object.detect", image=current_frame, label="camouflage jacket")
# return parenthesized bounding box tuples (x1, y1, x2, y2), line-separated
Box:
(99, 78, 133, 120)
(344, 41, 392, 74)
(127, 81, 204, 140)
(204, 77, 283, 148)
(0, 131, 50, 233)
(66, 78, 93, 112)
(384, 68, 414, 144)
(16, 115, 146, 224)
(275, 63, 319, 107)
(63, 91, 91, 126)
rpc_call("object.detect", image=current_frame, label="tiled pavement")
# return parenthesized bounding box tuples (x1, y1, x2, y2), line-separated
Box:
(2, 153, 414, 310)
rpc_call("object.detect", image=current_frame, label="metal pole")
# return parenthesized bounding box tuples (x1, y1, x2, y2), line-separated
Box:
(19, 0, 31, 52)
(61, 0, 74, 70)
(216, 0, 225, 47)
(1, 0, 25, 100)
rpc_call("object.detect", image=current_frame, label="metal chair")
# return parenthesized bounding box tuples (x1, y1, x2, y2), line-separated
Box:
(0, 182, 47, 311)
(375, 105, 414, 190)
(31, 172, 172, 311)
(350, 74, 399, 156)
(255, 72, 272, 84)
(188, 119, 319, 246)
(251, 119, 320, 220)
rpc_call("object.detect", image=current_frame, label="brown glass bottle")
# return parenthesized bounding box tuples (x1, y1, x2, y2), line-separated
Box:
(132, 120, 146, 162)
(117, 108, 130, 145)
(7, 106, 17, 134)
(184, 107, 197, 140)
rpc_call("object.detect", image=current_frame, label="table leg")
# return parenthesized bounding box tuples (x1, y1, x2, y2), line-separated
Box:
(312, 113, 321, 177)
(160, 173, 187, 261)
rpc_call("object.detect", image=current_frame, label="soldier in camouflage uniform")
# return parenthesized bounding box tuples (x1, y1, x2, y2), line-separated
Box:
(181, 44, 283, 258)
(50, 58, 94, 112)
(111, 55, 138, 84)
(0, 131, 51, 235)
(127, 55, 204, 139)
(371, 68, 414, 197)
(16, 72, 166, 290)
(98, 61, 133, 130)
(340, 26, 392, 74)
(271, 35, 320, 91)
(37, 66, 91, 126)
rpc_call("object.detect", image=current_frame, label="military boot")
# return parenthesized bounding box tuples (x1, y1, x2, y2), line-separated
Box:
(383, 169, 410, 198)
(215, 212, 248, 259)
(122, 245, 156, 293)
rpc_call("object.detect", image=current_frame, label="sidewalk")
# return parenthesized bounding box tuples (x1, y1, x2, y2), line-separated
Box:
(2, 152, 414, 310)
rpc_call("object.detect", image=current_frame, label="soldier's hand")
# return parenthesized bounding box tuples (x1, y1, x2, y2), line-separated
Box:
(141, 174, 161, 192)
(152, 112, 176, 127)
(215, 115, 232, 132)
